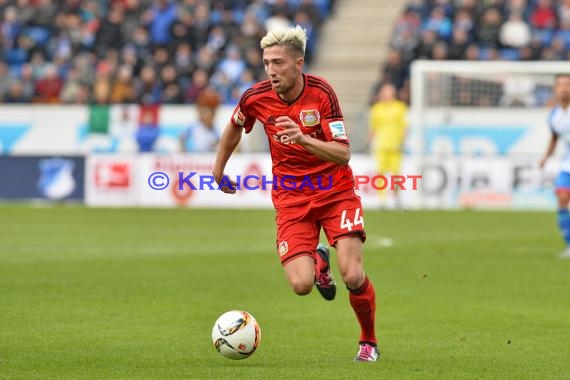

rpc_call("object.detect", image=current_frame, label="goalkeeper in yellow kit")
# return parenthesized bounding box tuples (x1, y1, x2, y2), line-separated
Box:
(368, 83, 408, 208)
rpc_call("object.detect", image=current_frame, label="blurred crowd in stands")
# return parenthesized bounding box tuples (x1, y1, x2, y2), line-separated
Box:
(372, 0, 570, 105)
(0, 0, 333, 104)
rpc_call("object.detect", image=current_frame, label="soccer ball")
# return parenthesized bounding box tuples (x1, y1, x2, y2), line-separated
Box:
(211, 310, 261, 360)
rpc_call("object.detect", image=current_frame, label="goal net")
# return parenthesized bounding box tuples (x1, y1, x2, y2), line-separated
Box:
(407, 61, 570, 210)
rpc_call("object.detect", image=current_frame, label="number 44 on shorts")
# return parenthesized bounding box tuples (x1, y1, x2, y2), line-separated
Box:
(340, 208, 363, 231)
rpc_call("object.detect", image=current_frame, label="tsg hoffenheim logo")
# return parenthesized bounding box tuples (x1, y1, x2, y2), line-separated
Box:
(38, 158, 76, 200)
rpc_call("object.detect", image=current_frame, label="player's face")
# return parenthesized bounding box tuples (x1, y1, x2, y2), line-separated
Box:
(262, 45, 303, 95)
(379, 84, 396, 102)
(555, 76, 570, 104)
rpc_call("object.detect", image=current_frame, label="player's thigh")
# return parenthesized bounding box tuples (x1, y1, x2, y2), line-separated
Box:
(375, 151, 388, 174)
(387, 151, 402, 175)
(275, 205, 319, 267)
(555, 171, 570, 207)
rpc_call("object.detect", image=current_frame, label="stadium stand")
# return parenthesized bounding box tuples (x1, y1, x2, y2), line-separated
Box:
(0, 0, 334, 105)
(373, 0, 570, 106)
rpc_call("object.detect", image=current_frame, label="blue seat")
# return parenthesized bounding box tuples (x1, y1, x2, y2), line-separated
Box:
(499, 48, 520, 60)
(4, 49, 27, 65)
(8, 63, 23, 78)
(25, 26, 51, 46)
(532, 29, 554, 45)
(554, 30, 570, 48)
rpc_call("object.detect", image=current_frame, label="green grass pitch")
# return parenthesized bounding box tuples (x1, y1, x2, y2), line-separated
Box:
(1, 205, 569, 379)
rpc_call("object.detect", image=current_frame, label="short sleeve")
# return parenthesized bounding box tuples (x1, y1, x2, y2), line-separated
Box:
(318, 82, 349, 145)
(230, 89, 257, 134)
(548, 107, 558, 136)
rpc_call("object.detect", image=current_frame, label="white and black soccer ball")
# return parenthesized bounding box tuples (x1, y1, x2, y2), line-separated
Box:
(211, 310, 261, 360)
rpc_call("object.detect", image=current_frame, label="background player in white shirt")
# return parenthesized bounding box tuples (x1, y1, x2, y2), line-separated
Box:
(539, 74, 570, 258)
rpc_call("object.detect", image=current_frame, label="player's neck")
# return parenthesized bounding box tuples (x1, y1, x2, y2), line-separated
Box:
(561, 101, 570, 110)
(278, 74, 305, 103)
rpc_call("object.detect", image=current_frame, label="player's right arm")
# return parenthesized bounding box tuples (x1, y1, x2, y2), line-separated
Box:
(540, 108, 559, 169)
(212, 120, 242, 194)
(213, 86, 259, 192)
(540, 131, 558, 169)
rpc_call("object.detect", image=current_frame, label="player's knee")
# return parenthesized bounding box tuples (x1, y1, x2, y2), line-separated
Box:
(342, 269, 364, 290)
(290, 278, 313, 295)
(558, 192, 570, 208)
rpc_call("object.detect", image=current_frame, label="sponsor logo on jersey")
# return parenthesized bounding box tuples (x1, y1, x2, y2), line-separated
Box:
(233, 108, 245, 126)
(265, 115, 277, 125)
(329, 120, 347, 140)
(278, 241, 288, 256)
(299, 110, 320, 127)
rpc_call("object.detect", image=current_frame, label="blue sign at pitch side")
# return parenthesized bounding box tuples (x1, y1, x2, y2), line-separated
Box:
(0, 156, 85, 201)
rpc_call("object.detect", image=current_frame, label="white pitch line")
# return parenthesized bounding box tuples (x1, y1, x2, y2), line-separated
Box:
(369, 237, 394, 248)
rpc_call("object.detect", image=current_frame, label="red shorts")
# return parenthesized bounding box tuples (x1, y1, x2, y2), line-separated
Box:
(275, 193, 367, 265)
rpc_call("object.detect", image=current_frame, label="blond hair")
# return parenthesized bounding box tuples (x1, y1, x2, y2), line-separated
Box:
(260, 25, 307, 57)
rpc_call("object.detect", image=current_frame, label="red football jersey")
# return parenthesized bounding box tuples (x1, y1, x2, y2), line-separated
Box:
(230, 74, 356, 207)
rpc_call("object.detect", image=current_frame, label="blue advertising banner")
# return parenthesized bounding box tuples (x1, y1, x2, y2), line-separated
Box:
(0, 156, 85, 201)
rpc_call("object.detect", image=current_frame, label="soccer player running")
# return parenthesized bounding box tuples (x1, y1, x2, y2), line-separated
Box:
(212, 26, 378, 362)
(539, 74, 570, 259)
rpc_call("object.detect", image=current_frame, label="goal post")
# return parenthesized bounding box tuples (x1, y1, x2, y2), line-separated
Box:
(407, 60, 570, 210)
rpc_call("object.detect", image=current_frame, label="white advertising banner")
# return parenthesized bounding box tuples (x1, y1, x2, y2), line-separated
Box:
(138, 153, 274, 208)
(85, 153, 557, 210)
(85, 154, 137, 206)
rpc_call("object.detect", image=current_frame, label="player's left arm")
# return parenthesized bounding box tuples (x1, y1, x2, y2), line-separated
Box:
(275, 116, 350, 165)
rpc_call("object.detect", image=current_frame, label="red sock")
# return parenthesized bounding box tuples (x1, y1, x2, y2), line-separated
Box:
(348, 276, 377, 345)
(314, 250, 327, 274)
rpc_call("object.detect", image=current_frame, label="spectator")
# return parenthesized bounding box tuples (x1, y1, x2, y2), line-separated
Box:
(414, 30, 438, 59)
(0, 63, 10, 100)
(0, 0, 334, 105)
(110, 65, 136, 103)
(505, 0, 530, 19)
(135, 65, 161, 104)
(18, 64, 35, 98)
(136, 108, 159, 152)
(159, 64, 183, 103)
(391, 9, 422, 58)
(60, 67, 84, 103)
(146, 0, 177, 46)
(180, 89, 221, 152)
(550, 36, 567, 60)
(559, 0, 570, 26)
(4, 81, 30, 103)
(34, 64, 63, 103)
(530, 0, 557, 29)
(452, 8, 474, 35)
(217, 46, 246, 84)
(432, 41, 448, 60)
(94, 6, 125, 54)
(423, 6, 452, 40)
(476, 8, 503, 48)
(31, 0, 57, 29)
(1, 6, 22, 49)
(173, 43, 194, 80)
(185, 68, 209, 103)
(500, 12, 531, 48)
(464, 43, 480, 60)
(448, 28, 470, 59)
(92, 70, 111, 104)
(382, 49, 407, 90)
